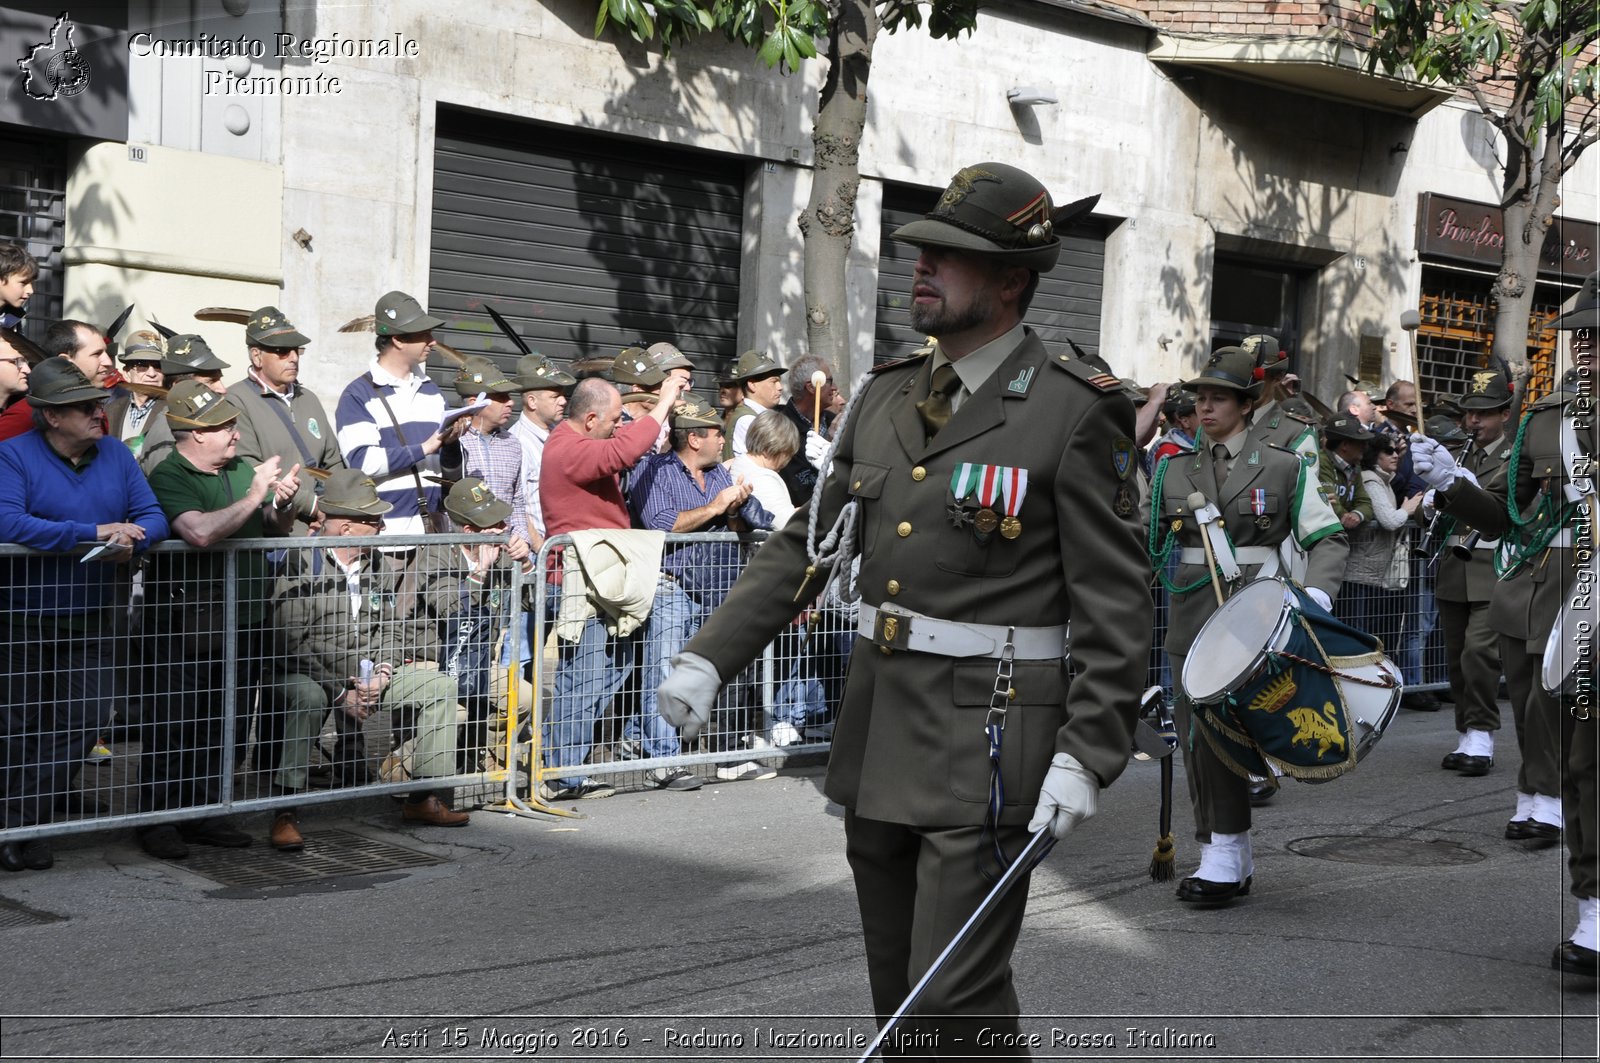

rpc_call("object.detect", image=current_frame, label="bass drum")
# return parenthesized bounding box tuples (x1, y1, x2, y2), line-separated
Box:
(1542, 578, 1596, 706)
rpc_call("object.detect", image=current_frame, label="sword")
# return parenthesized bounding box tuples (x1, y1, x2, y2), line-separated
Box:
(856, 828, 1055, 1062)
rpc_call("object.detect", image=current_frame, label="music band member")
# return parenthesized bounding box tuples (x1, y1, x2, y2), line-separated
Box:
(657, 162, 1152, 1054)
(1150, 346, 1347, 906)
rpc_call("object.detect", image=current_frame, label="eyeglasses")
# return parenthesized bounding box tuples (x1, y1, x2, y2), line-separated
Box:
(0, 357, 26, 369)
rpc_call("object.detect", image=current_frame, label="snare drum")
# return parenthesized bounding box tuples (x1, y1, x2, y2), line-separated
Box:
(1183, 578, 1401, 779)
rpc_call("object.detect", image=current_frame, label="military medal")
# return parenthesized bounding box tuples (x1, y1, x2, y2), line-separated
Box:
(1250, 488, 1270, 529)
(999, 465, 1028, 538)
(949, 464, 983, 528)
(973, 465, 1006, 542)
(974, 509, 999, 534)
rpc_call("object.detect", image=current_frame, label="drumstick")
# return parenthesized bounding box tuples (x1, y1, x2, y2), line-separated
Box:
(1188, 491, 1226, 608)
(811, 369, 827, 429)
(1400, 310, 1425, 441)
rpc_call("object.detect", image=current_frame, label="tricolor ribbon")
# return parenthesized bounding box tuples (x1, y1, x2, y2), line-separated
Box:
(951, 463, 983, 500)
(1250, 488, 1267, 517)
(976, 465, 1003, 509)
(1000, 467, 1028, 517)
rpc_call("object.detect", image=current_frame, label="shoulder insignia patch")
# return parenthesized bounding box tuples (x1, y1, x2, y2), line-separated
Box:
(1053, 356, 1123, 392)
(1111, 437, 1135, 480)
(870, 348, 934, 375)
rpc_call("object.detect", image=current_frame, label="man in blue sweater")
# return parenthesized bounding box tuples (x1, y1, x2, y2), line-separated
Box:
(0, 360, 168, 873)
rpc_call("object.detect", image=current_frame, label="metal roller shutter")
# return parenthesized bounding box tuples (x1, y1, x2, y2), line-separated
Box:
(429, 109, 745, 389)
(875, 182, 1107, 365)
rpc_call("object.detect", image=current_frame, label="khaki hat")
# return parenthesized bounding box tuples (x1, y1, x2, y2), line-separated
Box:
(1425, 414, 1469, 444)
(1550, 271, 1598, 330)
(27, 359, 105, 407)
(1241, 333, 1288, 377)
(670, 392, 723, 430)
(452, 355, 521, 399)
(165, 379, 240, 430)
(444, 476, 513, 528)
(721, 349, 786, 386)
(373, 290, 444, 336)
(513, 353, 576, 391)
(1324, 415, 1375, 443)
(611, 346, 666, 387)
(892, 162, 1070, 273)
(1187, 346, 1259, 398)
(318, 469, 393, 518)
(646, 341, 695, 372)
(1428, 394, 1464, 419)
(245, 306, 311, 349)
(161, 335, 229, 375)
(1457, 368, 1513, 410)
(118, 330, 165, 364)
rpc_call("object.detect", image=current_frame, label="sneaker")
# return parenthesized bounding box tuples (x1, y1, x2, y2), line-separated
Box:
(651, 767, 704, 792)
(770, 722, 802, 747)
(613, 739, 643, 761)
(87, 741, 112, 763)
(545, 777, 615, 800)
(716, 761, 778, 782)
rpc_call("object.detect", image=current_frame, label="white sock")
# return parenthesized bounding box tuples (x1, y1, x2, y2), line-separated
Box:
(1464, 729, 1494, 757)
(1451, 733, 1470, 756)
(1513, 792, 1535, 822)
(1530, 793, 1564, 828)
(1571, 897, 1600, 951)
(1195, 831, 1249, 882)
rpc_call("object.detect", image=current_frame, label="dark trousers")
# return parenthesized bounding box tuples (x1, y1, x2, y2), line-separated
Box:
(0, 617, 116, 828)
(1437, 598, 1501, 734)
(1566, 713, 1598, 899)
(1167, 649, 1250, 841)
(1502, 638, 1563, 797)
(138, 624, 266, 813)
(844, 812, 1034, 1059)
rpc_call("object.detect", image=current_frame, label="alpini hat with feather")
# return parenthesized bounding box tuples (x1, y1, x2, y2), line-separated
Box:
(892, 162, 1098, 274)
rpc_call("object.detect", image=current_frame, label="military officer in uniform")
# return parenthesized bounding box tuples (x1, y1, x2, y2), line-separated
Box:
(1413, 272, 1599, 975)
(1433, 370, 1513, 777)
(657, 162, 1151, 1055)
(720, 349, 787, 459)
(1149, 346, 1347, 905)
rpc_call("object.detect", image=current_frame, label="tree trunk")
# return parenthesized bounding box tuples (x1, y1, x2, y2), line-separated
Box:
(798, 0, 879, 375)
(1492, 118, 1567, 417)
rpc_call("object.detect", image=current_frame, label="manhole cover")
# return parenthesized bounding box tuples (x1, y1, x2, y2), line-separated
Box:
(175, 828, 445, 888)
(0, 896, 66, 930)
(1288, 834, 1485, 867)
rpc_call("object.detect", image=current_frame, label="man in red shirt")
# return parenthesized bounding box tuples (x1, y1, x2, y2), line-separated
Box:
(539, 375, 683, 798)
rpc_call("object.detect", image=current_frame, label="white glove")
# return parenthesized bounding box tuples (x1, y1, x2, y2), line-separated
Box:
(1305, 587, 1333, 612)
(804, 430, 830, 471)
(1409, 435, 1459, 491)
(1027, 752, 1099, 840)
(655, 652, 722, 742)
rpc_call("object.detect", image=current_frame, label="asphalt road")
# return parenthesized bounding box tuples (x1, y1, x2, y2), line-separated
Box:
(1, 704, 1597, 1062)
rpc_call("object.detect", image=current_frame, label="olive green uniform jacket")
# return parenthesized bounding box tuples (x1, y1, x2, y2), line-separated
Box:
(686, 330, 1152, 827)
(225, 375, 346, 527)
(1434, 436, 1511, 605)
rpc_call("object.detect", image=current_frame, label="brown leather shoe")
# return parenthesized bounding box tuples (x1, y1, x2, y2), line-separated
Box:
(401, 795, 469, 827)
(269, 812, 304, 852)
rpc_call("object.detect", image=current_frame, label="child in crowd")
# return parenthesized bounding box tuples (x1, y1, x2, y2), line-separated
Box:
(0, 242, 39, 329)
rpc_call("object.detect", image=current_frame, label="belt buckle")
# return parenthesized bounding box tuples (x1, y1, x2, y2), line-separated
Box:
(873, 604, 913, 654)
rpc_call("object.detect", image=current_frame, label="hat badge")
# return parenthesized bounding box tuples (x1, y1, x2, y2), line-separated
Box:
(470, 484, 486, 503)
(938, 165, 1000, 209)
(172, 340, 191, 356)
(1470, 371, 1495, 394)
(194, 392, 213, 409)
(384, 308, 397, 319)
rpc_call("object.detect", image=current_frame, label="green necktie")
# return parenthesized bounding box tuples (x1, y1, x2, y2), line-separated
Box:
(917, 363, 961, 440)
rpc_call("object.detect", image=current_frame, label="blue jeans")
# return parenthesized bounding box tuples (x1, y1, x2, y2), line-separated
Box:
(634, 580, 707, 758)
(541, 614, 637, 789)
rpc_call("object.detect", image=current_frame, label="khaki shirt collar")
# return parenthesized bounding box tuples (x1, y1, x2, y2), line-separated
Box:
(931, 322, 1026, 410)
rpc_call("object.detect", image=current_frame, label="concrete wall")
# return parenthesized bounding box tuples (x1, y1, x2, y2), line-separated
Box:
(67, 0, 1600, 404)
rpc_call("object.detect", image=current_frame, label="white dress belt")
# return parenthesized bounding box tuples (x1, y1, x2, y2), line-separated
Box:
(856, 603, 1068, 660)
(1179, 546, 1277, 565)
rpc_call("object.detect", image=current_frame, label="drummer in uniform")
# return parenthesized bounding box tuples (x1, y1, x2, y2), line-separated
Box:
(1150, 345, 1348, 905)
(1413, 272, 1599, 976)
(655, 162, 1153, 1051)
(1433, 370, 1514, 778)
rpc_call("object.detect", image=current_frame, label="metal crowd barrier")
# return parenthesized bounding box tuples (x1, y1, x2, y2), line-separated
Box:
(1, 528, 1458, 843)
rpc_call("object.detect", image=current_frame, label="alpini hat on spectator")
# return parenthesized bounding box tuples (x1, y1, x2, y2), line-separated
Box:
(1186, 346, 1259, 398)
(27, 358, 104, 407)
(721, 349, 785, 386)
(318, 469, 393, 518)
(670, 392, 723, 430)
(892, 162, 1077, 274)
(373, 290, 444, 336)
(1457, 368, 1514, 410)
(118, 329, 165, 365)
(1426, 414, 1469, 444)
(165, 379, 240, 430)
(246, 306, 311, 349)
(453, 355, 521, 400)
(1324, 414, 1375, 444)
(512, 353, 576, 391)
(646, 341, 695, 373)
(611, 346, 666, 387)
(1550, 270, 1598, 330)
(444, 476, 513, 528)
(161, 334, 229, 376)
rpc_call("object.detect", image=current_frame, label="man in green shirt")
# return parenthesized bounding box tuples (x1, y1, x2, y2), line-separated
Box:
(138, 381, 300, 861)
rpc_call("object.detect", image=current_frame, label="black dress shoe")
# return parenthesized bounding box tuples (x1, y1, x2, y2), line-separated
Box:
(1441, 752, 1468, 771)
(1506, 819, 1562, 844)
(180, 819, 252, 848)
(1176, 875, 1252, 906)
(1247, 780, 1276, 806)
(1552, 940, 1600, 976)
(137, 825, 190, 860)
(1403, 692, 1442, 712)
(1457, 755, 1493, 777)
(18, 839, 52, 870)
(0, 842, 25, 873)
